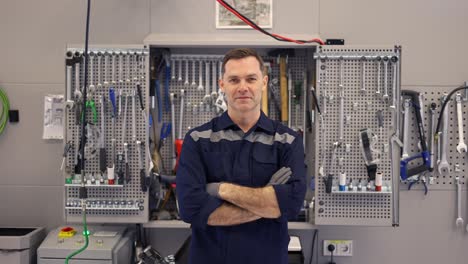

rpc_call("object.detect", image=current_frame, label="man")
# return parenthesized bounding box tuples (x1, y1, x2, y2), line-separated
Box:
(176, 48, 306, 264)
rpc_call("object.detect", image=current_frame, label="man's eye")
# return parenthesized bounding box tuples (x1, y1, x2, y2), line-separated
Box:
(247, 78, 257, 82)
(229, 79, 239, 83)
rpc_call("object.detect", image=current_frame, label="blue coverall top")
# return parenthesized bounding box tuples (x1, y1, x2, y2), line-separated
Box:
(176, 111, 307, 264)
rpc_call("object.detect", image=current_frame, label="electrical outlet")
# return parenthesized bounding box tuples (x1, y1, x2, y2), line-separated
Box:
(323, 240, 353, 256)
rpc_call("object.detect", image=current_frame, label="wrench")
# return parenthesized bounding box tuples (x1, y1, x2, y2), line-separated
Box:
(401, 99, 411, 159)
(191, 59, 197, 88)
(382, 56, 389, 101)
(338, 58, 344, 145)
(103, 52, 109, 87)
(179, 90, 185, 140)
(456, 176, 464, 228)
(89, 52, 96, 95)
(97, 52, 102, 89)
(390, 56, 398, 109)
(360, 56, 366, 94)
(204, 61, 211, 105)
(184, 59, 189, 87)
(74, 52, 82, 101)
(211, 60, 218, 101)
(171, 59, 176, 80)
(170, 93, 177, 169)
(438, 95, 450, 175)
(65, 52, 73, 104)
(376, 56, 381, 96)
(455, 94, 467, 153)
(197, 60, 204, 91)
(178, 58, 183, 82)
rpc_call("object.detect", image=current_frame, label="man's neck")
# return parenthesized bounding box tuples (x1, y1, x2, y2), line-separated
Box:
(227, 109, 261, 133)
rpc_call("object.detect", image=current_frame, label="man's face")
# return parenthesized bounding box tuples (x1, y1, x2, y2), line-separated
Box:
(219, 56, 268, 114)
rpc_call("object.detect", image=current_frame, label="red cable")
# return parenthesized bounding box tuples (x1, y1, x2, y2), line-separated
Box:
(217, 0, 325, 45)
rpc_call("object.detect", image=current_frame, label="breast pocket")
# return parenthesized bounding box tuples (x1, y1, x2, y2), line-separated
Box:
(201, 152, 231, 183)
(251, 147, 279, 187)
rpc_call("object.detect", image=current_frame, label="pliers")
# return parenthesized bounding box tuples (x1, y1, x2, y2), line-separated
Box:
(81, 99, 98, 124)
(408, 174, 428, 195)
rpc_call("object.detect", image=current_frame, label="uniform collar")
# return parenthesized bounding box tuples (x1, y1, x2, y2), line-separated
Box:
(218, 111, 274, 133)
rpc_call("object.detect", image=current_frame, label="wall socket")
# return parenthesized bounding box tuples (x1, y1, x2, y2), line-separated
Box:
(323, 240, 353, 256)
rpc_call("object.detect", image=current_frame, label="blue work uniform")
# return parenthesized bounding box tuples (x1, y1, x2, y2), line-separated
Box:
(176, 111, 307, 264)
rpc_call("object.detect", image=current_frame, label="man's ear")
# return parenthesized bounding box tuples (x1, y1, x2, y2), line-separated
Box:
(219, 78, 225, 93)
(262, 75, 268, 92)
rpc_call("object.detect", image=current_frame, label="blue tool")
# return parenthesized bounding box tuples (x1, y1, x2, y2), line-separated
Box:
(400, 90, 431, 181)
(155, 79, 162, 122)
(158, 122, 172, 152)
(408, 174, 428, 195)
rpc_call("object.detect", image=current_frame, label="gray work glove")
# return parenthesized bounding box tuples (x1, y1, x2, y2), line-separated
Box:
(267, 167, 292, 185)
(206, 182, 221, 198)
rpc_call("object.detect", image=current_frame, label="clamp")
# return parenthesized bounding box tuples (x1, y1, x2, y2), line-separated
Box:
(407, 174, 428, 195)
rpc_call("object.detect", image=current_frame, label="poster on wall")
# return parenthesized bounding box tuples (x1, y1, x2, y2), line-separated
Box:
(216, 0, 273, 29)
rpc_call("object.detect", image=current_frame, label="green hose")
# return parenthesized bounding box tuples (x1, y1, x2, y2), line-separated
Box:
(65, 208, 89, 264)
(0, 88, 10, 136)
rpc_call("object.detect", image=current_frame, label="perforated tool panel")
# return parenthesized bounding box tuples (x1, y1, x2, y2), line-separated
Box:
(151, 48, 310, 217)
(64, 46, 149, 223)
(401, 87, 468, 190)
(314, 46, 401, 226)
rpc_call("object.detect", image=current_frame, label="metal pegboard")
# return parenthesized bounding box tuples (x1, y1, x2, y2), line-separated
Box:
(155, 53, 308, 176)
(314, 46, 401, 226)
(64, 46, 150, 223)
(400, 87, 468, 191)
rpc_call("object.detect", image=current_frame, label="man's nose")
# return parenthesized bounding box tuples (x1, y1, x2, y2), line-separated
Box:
(238, 79, 248, 92)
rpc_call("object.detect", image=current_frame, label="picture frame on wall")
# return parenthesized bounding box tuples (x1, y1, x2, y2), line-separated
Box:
(216, 0, 273, 29)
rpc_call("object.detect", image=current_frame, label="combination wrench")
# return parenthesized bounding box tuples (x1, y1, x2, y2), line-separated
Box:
(401, 99, 411, 159)
(375, 56, 381, 96)
(204, 61, 211, 105)
(390, 56, 398, 109)
(211, 60, 218, 102)
(191, 59, 197, 88)
(197, 60, 204, 91)
(438, 95, 450, 175)
(360, 56, 366, 93)
(184, 59, 189, 87)
(455, 94, 467, 153)
(382, 56, 389, 101)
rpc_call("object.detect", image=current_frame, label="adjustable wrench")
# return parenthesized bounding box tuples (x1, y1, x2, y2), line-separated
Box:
(455, 94, 467, 153)
(456, 176, 464, 228)
(382, 56, 389, 101)
(197, 60, 204, 91)
(438, 95, 450, 175)
(338, 58, 344, 145)
(401, 99, 411, 159)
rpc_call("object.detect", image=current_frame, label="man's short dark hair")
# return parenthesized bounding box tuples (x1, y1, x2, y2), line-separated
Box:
(221, 48, 264, 76)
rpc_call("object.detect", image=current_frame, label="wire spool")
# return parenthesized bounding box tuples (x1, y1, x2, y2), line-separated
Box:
(0, 87, 10, 136)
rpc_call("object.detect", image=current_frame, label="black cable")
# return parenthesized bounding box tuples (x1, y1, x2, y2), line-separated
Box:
(310, 86, 321, 115)
(434, 85, 468, 140)
(309, 229, 318, 264)
(79, 0, 92, 197)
